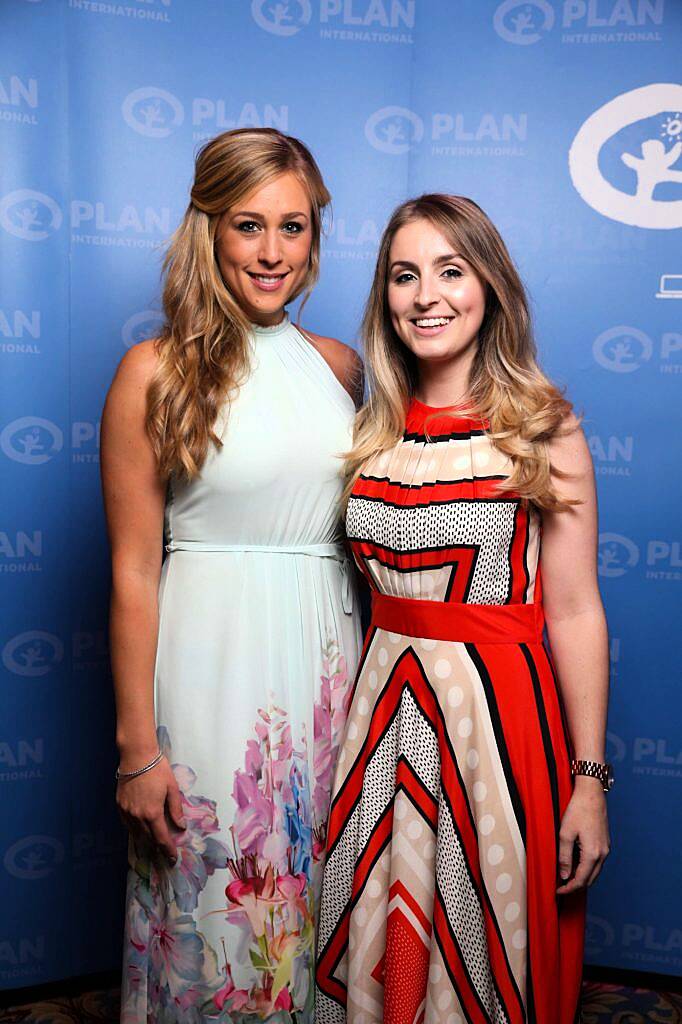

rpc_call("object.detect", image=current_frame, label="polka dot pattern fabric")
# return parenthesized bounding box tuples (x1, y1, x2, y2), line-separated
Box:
(316, 402, 586, 1024)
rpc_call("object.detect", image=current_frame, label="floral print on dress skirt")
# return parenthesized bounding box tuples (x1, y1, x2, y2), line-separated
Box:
(121, 639, 350, 1023)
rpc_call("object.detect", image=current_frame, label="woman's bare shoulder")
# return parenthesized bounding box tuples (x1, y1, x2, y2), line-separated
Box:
(299, 327, 364, 406)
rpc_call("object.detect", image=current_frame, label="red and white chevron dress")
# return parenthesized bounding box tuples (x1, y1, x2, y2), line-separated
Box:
(316, 399, 585, 1024)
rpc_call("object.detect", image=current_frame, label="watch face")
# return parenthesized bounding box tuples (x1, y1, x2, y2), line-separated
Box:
(606, 764, 615, 790)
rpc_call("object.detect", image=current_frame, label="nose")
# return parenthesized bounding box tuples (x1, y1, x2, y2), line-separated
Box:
(414, 274, 439, 310)
(258, 229, 283, 268)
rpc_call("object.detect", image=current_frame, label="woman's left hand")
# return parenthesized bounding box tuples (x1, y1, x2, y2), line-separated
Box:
(556, 778, 610, 894)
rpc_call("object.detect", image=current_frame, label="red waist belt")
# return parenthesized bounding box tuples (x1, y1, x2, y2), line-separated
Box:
(370, 592, 545, 645)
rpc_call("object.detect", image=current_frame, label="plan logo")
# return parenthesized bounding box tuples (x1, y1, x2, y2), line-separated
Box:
(323, 216, 380, 262)
(588, 434, 633, 476)
(2, 631, 64, 677)
(0, 309, 41, 356)
(0, 189, 62, 242)
(72, 420, 100, 464)
(585, 914, 616, 955)
(493, 1, 555, 44)
(122, 86, 184, 138)
(122, 309, 165, 349)
(0, 416, 63, 465)
(252, 0, 312, 35)
(0, 530, 43, 575)
(569, 83, 682, 229)
(646, 539, 682, 582)
(365, 106, 423, 155)
(3, 835, 64, 880)
(598, 532, 639, 578)
(592, 325, 652, 373)
(191, 99, 288, 142)
(0, 75, 38, 125)
(0, 937, 45, 979)
(0, 739, 45, 783)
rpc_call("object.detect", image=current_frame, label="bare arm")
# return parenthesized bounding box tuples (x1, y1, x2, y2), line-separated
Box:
(540, 417, 610, 893)
(100, 340, 184, 858)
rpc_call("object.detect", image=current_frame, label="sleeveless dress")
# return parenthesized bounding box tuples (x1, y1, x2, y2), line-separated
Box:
(121, 315, 362, 1024)
(316, 399, 586, 1024)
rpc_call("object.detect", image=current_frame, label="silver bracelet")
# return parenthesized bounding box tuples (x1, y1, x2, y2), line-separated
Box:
(116, 750, 164, 781)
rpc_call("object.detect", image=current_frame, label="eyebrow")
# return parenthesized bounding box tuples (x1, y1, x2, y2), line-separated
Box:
(390, 253, 463, 271)
(232, 210, 309, 219)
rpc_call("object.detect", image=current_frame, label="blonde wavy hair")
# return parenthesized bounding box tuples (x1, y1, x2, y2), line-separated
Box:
(146, 128, 331, 480)
(344, 194, 576, 512)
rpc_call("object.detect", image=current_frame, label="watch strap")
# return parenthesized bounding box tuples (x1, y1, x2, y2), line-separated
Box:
(571, 758, 613, 792)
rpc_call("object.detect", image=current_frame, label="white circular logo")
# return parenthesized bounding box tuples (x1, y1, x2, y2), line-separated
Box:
(122, 87, 184, 139)
(2, 631, 64, 677)
(251, 0, 312, 35)
(365, 106, 424, 155)
(0, 416, 63, 465)
(569, 83, 682, 230)
(121, 309, 165, 349)
(598, 532, 639, 579)
(493, 1, 554, 45)
(0, 189, 62, 242)
(592, 325, 653, 374)
(4, 835, 65, 880)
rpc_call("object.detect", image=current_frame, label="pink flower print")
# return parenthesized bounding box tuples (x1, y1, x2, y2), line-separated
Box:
(312, 641, 351, 858)
(276, 871, 309, 922)
(225, 864, 278, 938)
(275, 986, 293, 1011)
(262, 811, 290, 866)
(244, 738, 263, 775)
(232, 769, 274, 856)
(213, 964, 250, 1013)
(312, 834, 327, 861)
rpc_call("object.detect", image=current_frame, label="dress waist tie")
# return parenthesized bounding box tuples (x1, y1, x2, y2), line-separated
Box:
(164, 540, 354, 614)
(370, 591, 544, 644)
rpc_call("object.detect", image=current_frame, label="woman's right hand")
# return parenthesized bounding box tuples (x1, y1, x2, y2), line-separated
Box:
(116, 756, 186, 862)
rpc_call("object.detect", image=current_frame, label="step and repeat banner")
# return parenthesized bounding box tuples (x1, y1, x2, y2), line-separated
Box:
(1, 0, 680, 990)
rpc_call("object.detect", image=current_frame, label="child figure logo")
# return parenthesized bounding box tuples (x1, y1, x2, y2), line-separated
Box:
(0, 416, 63, 465)
(252, 0, 312, 36)
(0, 189, 62, 242)
(592, 325, 653, 373)
(121, 87, 184, 139)
(2, 631, 64, 678)
(598, 533, 639, 579)
(365, 106, 424, 155)
(493, 1, 554, 45)
(569, 83, 682, 229)
(121, 309, 165, 349)
(3, 835, 64, 880)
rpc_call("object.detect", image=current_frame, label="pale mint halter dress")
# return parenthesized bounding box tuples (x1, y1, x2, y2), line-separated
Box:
(121, 315, 362, 1024)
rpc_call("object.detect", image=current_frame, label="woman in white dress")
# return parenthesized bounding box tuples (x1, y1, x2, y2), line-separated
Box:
(101, 128, 362, 1023)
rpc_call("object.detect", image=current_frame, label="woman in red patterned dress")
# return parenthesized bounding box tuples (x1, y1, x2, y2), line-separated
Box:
(316, 195, 612, 1024)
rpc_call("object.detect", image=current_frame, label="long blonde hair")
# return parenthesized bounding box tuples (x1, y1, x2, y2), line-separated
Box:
(147, 128, 331, 480)
(344, 194, 575, 511)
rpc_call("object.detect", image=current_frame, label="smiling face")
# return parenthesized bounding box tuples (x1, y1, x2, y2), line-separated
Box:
(387, 218, 487, 379)
(215, 170, 313, 326)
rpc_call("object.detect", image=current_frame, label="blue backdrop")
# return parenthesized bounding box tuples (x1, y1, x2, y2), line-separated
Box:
(1, 0, 680, 990)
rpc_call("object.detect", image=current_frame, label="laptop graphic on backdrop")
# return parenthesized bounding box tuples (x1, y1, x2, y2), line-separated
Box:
(656, 274, 682, 299)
